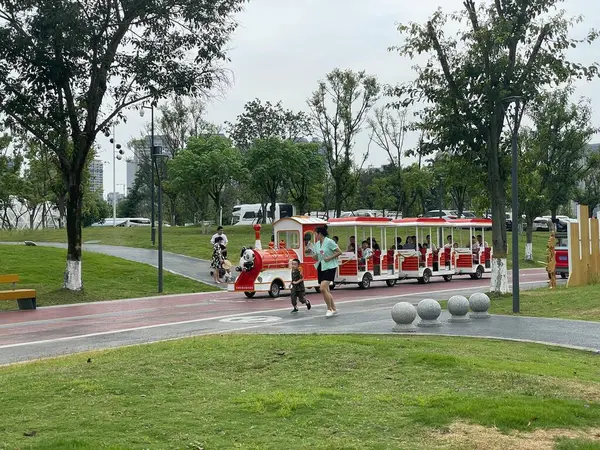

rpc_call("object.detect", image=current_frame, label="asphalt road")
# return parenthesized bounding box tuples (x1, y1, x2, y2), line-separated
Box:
(2, 267, 593, 367)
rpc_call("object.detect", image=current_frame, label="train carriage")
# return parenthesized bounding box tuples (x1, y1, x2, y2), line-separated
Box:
(327, 217, 399, 289)
(392, 218, 455, 284)
(446, 218, 493, 279)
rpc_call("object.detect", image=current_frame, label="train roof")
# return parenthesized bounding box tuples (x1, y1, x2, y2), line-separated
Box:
(327, 217, 393, 227)
(391, 217, 448, 226)
(273, 216, 328, 226)
(446, 218, 493, 228)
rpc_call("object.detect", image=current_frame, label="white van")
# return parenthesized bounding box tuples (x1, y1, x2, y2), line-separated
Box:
(232, 203, 295, 226)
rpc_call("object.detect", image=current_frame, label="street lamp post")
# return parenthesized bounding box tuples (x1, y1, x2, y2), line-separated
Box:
(109, 126, 124, 227)
(503, 96, 524, 313)
(154, 150, 168, 293)
(140, 105, 156, 245)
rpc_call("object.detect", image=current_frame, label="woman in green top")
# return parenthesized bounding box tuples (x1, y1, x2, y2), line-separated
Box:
(313, 225, 342, 317)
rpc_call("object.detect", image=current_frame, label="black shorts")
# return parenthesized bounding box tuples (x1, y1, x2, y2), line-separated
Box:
(317, 265, 337, 284)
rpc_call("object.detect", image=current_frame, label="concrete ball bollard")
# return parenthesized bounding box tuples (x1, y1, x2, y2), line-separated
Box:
(417, 298, 442, 327)
(391, 302, 417, 332)
(469, 292, 491, 319)
(447, 295, 471, 323)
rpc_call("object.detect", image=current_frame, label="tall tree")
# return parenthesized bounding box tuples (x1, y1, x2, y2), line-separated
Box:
(287, 142, 326, 215)
(308, 69, 380, 217)
(156, 98, 217, 225)
(575, 152, 600, 218)
(530, 88, 598, 220)
(367, 107, 407, 217)
(245, 138, 294, 222)
(391, 0, 599, 293)
(227, 99, 312, 151)
(0, 0, 245, 290)
(169, 135, 245, 225)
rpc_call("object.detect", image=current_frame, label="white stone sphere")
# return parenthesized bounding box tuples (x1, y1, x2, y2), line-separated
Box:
(448, 295, 470, 316)
(417, 298, 442, 320)
(391, 302, 417, 325)
(469, 292, 491, 313)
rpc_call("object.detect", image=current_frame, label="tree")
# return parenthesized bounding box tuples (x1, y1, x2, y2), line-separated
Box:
(515, 128, 547, 260)
(170, 135, 245, 225)
(433, 152, 479, 217)
(227, 99, 313, 151)
(391, 0, 599, 293)
(287, 142, 326, 214)
(367, 107, 407, 217)
(575, 152, 600, 217)
(81, 190, 110, 227)
(530, 88, 598, 220)
(156, 97, 218, 225)
(245, 138, 294, 222)
(0, 0, 245, 290)
(308, 69, 380, 217)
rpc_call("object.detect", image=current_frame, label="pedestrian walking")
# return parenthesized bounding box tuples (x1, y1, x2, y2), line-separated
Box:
(313, 225, 342, 317)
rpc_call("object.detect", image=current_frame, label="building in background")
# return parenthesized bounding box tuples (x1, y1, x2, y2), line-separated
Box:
(89, 159, 104, 193)
(126, 135, 170, 193)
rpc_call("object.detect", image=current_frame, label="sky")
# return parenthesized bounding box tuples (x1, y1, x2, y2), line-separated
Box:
(97, 0, 600, 198)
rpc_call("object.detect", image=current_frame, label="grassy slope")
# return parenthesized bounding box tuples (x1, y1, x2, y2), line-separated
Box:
(489, 284, 600, 322)
(0, 335, 599, 449)
(0, 245, 216, 310)
(0, 224, 549, 268)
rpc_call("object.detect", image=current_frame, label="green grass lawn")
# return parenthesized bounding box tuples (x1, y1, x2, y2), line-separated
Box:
(0, 335, 599, 449)
(488, 284, 600, 322)
(0, 224, 549, 268)
(0, 245, 217, 310)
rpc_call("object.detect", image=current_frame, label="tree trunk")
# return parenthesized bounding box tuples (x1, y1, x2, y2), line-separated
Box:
(214, 191, 222, 226)
(488, 119, 509, 294)
(334, 184, 343, 218)
(63, 174, 83, 291)
(525, 216, 534, 261)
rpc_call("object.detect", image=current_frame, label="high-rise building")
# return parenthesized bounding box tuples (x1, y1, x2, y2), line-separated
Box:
(126, 135, 170, 192)
(89, 159, 104, 193)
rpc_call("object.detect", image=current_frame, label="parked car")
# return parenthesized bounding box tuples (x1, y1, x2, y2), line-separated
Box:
(532, 217, 550, 232)
(424, 209, 458, 219)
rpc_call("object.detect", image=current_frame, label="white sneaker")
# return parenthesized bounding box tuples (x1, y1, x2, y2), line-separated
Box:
(325, 310, 334, 318)
(331, 310, 339, 316)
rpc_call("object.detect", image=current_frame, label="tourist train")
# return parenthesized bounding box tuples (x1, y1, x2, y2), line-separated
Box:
(228, 215, 494, 298)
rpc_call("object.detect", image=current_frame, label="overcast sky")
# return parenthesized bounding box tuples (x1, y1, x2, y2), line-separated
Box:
(98, 0, 600, 198)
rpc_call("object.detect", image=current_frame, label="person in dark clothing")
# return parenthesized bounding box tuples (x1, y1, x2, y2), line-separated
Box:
(289, 258, 311, 313)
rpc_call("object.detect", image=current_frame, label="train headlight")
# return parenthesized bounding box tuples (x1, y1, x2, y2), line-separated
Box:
(257, 277, 263, 283)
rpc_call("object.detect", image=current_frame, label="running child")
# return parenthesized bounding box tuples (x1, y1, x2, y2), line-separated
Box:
(289, 258, 311, 313)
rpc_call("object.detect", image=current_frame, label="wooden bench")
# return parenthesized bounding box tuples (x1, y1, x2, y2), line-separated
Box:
(0, 274, 37, 310)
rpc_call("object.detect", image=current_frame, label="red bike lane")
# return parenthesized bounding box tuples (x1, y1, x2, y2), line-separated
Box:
(0, 269, 548, 347)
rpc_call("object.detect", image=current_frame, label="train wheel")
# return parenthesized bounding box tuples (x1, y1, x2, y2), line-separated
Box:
(314, 287, 321, 293)
(358, 274, 372, 289)
(475, 266, 484, 279)
(560, 272, 567, 279)
(244, 291, 256, 298)
(386, 279, 397, 287)
(268, 281, 282, 298)
(443, 274, 452, 282)
(422, 269, 432, 284)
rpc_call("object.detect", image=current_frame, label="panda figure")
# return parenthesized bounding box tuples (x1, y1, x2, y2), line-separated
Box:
(236, 247, 256, 272)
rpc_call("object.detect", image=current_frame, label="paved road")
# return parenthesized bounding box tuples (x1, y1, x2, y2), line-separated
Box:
(1, 241, 216, 286)
(1, 267, 590, 366)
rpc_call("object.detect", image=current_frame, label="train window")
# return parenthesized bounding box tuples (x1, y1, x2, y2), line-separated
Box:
(303, 231, 315, 257)
(277, 231, 300, 249)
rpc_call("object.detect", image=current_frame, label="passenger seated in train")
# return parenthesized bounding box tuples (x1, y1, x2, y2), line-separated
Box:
(403, 236, 416, 250)
(396, 237, 403, 249)
(387, 246, 395, 271)
(476, 234, 489, 248)
(444, 235, 453, 248)
(359, 240, 372, 270)
(425, 234, 437, 253)
(347, 236, 356, 252)
(304, 234, 314, 256)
